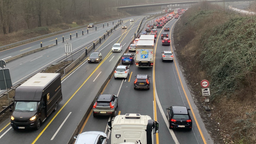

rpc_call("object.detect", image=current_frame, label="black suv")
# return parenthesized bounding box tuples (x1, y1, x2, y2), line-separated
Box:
(122, 53, 134, 65)
(134, 74, 150, 90)
(166, 106, 192, 130)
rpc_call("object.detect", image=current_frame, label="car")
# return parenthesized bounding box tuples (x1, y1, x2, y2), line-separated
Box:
(162, 38, 170, 46)
(162, 51, 173, 61)
(138, 31, 147, 37)
(122, 25, 127, 29)
(166, 106, 192, 130)
(145, 28, 151, 32)
(87, 23, 94, 28)
(88, 52, 102, 63)
(175, 15, 179, 19)
(112, 43, 122, 52)
(93, 94, 118, 117)
(133, 38, 140, 45)
(114, 65, 129, 79)
(164, 27, 170, 31)
(134, 74, 150, 90)
(157, 23, 163, 28)
(148, 24, 154, 29)
(130, 18, 134, 22)
(151, 29, 157, 34)
(122, 53, 134, 65)
(128, 44, 136, 52)
(74, 131, 107, 144)
(161, 33, 169, 39)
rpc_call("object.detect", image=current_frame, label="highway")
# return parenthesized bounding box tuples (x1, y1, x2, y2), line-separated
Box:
(80, 17, 214, 144)
(0, 16, 144, 144)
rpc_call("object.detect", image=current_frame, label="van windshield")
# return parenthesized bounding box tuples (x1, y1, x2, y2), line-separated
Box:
(15, 102, 38, 111)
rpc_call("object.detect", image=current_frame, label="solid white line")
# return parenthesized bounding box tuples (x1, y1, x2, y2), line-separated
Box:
(116, 79, 124, 97)
(93, 71, 102, 82)
(62, 61, 88, 82)
(30, 55, 42, 62)
(109, 56, 114, 62)
(0, 127, 11, 139)
(155, 87, 180, 144)
(50, 112, 72, 140)
(2, 56, 12, 60)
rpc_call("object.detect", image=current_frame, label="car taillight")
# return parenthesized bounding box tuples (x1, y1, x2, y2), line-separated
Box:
(167, 35, 169, 37)
(186, 119, 192, 123)
(93, 102, 97, 108)
(114, 70, 117, 73)
(168, 40, 170, 43)
(162, 55, 166, 57)
(122, 57, 124, 59)
(125, 71, 127, 73)
(171, 55, 173, 57)
(130, 57, 133, 59)
(110, 103, 114, 109)
(150, 63, 153, 66)
(146, 79, 149, 84)
(162, 40, 164, 42)
(129, 47, 131, 49)
(161, 34, 163, 36)
(134, 79, 137, 84)
(171, 119, 176, 122)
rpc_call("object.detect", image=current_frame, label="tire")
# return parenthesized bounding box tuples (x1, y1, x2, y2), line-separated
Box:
(12, 126, 18, 131)
(93, 113, 97, 117)
(35, 119, 41, 130)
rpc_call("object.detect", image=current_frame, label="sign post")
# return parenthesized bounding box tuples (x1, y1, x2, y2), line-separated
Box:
(64, 42, 73, 61)
(0, 59, 13, 104)
(200, 79, 210, 102)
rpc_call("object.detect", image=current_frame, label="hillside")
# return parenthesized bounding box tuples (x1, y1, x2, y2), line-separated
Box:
(174, 2, 256, 144)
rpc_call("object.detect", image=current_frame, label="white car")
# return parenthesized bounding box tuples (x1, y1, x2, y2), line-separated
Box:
(122, 25, 127, 29)
(129, 44, 136, 52)
(162, 51, 173, 62)
(74, 131, 107, 144)
(112, 43, 122, 52)
(130, 18, 134, 22)
(114, 65, 129, 79)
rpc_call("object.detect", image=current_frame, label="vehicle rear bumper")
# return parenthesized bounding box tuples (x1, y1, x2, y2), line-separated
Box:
(134, 85, 150, 89)
(170, 123, 192, 129)
(93, 110, 115, 116)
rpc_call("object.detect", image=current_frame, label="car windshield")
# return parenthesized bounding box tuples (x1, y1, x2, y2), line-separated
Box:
(173, 114, 189, 120)
(113, 44, 120, 47)
(130, 45, 135, 48)
(116, 68, 125, 72)
(15, 102, 38, 111)
(90, 53, 98, 57)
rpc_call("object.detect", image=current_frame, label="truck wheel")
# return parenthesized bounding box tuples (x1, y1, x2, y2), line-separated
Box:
(35, 119, 41, 130)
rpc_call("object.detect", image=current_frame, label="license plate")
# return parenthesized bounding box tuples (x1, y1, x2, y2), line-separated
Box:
(126, 60, 129, 62)
(18, 127, 25, 129)
(178, 125, 185, 128)
(100, 112, 106, 114)
(139, 83, 144, 85)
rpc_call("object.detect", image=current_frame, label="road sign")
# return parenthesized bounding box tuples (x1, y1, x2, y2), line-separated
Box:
(65, 43, 73, 54)
(0, 60, 6, 68)
(202, 88, 210, 96)
(0, 69, 12, 89)
(200, 79, 210, 88)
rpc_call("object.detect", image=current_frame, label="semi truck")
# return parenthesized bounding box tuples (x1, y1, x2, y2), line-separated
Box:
(108, 113, 159, 144)
(11, 73, 62, 130)
(135, 37, 154, 67)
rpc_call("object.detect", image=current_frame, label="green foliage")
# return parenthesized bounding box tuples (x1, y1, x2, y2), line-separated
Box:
(200, 16, 256, 99)
(24, 27, 50, 35)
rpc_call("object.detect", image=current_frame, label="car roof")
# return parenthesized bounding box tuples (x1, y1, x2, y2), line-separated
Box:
(172, 106, 188, 114)
(97, 94, 112, 102)
(75, 131, 106, 144)
(116, 65, 127, 69)
(163, 37, 170, 40)
(136, 74, 148, 79)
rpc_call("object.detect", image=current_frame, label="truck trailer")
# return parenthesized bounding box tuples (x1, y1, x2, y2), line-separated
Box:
(11, 73, 62, 130)
(108, 113, 159, 144)
(135, 39, 154, 67)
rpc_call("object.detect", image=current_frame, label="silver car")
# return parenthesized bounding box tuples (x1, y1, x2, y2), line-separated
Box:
(74, 131, 107, 144)
(162, 51, 173, 62)
(93, 94, 118, 117)
(112, 43, 122, 52)
(114, 65, 129, 79)
(128, 44, 136, 52)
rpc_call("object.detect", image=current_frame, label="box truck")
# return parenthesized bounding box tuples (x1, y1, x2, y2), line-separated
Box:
(11, 73, 62, 130)
(135, 39, 154, 67)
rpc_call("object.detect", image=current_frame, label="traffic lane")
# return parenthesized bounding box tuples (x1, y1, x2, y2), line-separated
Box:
(154, 21, 204, 144)
(0, 18, 134, 59)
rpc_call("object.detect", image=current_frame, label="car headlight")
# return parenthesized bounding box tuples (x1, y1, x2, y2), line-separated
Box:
(96, 58, 99, 60)
(88, 58, 90, 61)
(30, 115, 37, 121)
(11, 116, 15, 121)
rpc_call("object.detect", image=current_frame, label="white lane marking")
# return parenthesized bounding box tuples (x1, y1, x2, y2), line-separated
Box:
(50, 112, 72, 140)
(155, 86, 180, 144)
(117, 79, 124, 97)
(0, 127, 11, 139)
(93, 71, 102, 82)
(123, 43, 126, 47)
(2, 56, 12, 60)
(109, 56, 114, 62)
(131, 35, 133, 38)
(105, 117, 111, 134)
(30, 55, 42, 62)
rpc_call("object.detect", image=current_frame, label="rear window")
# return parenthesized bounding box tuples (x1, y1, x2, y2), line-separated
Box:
(173, 114, 189, 120)
(116, 68, 125, 72)
(123, 55, 132, 58)
(97, 101, 110, 106)
(164, 53, 172, 55)
(137, 79, 146, 83)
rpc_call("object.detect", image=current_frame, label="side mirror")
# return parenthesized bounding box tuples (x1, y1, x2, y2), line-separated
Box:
(153, 121, 159, 134)
(114, 95, 118, 98)
(166, 108, 170, 110)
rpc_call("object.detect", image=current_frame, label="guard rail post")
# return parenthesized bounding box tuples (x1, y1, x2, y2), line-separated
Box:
(104, 35, 105, 39)
(56, 38, 58, 45)
(112, 22, 114, 25)
(134, 33, 136, 39)
(95, 27, 97, 31)
(85, 47, 87, 56)
(82, 30, 84, 35)
(93, 42, 95, 49)
(70, 33, 72, 40)
(107, 23, 109, 27)
(103, 24, 104, 28)
(76, 31, 78, 38)
(62, 36, 64, 43)
(99, 38, 101, 44)
(87, 29, 89, 34)
(40, 42, 43, 47)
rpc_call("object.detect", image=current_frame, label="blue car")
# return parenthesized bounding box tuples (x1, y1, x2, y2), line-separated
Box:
(121, 53, 134, 65)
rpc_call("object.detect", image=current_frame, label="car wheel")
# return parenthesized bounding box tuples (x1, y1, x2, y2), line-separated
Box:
(35, 119, 41, 130)
(93, 113, 97, 117)
(12, 126, 18, 131)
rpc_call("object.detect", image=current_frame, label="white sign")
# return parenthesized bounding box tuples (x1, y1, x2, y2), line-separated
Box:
(65, 43, 72, 54)
(202, 88, 210, 96)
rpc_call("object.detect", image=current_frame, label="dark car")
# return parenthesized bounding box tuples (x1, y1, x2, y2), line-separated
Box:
(157, 23, 163, 28)
(145, 27, 151, 32)
(162, 37, 170, 46)
(166, 106, 192, 130)
(151, 29, 157, 35)
(134, 74, 150, 90)
(122, 53, 134, 65)
(148, 24, 154, 29)
(161, 33, 169, 39)
(88, 52, 102, 63)
(164, 27, 170, 31)
(93, 94, 118, 117)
